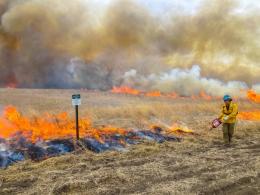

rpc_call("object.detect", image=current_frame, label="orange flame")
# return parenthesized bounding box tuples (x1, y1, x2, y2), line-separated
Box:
(247, 90, 260, 103)
(111, 86, 216, 100)
(111, 86, 140, 95)
(166, 123, 195, 135)
(0, 106, 128, 142)
(191, 95, 198, 100)
(200, 91, 212, 101)
(238, 111, 260, 121)
(145, 91, 161, 97)
(167, 92, 179, 99)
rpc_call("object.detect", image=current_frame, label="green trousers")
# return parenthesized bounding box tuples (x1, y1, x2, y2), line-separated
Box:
(222, 123, 235, 144)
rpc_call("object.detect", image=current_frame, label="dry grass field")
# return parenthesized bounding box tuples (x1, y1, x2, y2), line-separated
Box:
(0, 89, 259, 195)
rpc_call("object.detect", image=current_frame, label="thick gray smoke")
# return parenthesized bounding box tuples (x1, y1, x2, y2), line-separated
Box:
(0, 0, 259, 95)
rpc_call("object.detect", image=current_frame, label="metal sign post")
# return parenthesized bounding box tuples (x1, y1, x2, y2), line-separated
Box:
(72, 94, 81, 140)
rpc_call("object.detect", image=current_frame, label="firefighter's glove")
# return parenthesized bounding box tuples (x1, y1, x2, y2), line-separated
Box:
(223, 116, 229, 121)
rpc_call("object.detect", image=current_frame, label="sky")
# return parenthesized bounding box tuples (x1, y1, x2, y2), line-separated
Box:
(89, 0, 260, 15)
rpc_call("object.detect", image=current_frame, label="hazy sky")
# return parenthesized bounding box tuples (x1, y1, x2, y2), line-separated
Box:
(89, 0, 260, 14)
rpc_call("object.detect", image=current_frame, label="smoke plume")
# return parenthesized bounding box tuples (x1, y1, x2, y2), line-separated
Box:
(0, 0, 259, 94)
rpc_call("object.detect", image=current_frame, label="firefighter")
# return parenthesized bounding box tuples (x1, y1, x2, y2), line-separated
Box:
(218, 95, 238, 145)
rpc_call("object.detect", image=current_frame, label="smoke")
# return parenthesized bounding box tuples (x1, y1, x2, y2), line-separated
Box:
(121, 65, 248, 96)
(252, 84, 260, 93)
(0, 0, 259, 95)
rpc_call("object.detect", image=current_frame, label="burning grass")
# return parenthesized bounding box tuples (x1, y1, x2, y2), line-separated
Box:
(0, 105, 128, 142)
(0, 99, 191, 168)
(238, 111, 260, 121)
(247, 90, 260, 103)
(0, 89, 259, 194)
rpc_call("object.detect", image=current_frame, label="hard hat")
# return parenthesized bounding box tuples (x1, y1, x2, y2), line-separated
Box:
(223, 94, 232, 101)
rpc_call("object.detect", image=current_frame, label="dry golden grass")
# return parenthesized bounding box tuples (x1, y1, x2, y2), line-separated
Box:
(0, 88, 259, 195)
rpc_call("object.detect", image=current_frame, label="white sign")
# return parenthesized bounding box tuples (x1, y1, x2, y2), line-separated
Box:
(72, 94, 81, 106)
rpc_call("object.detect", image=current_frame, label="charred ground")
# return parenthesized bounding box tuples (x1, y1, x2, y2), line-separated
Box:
(0, 89, 259, 195)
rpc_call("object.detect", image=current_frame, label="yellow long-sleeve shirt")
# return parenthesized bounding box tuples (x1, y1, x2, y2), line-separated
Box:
(219, 102, 238, 123)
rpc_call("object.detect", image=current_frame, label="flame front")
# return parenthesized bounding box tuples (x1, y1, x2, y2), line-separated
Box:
(145, 91, 162, 97)
(111, 86, 214, 100)
(0, 106, 127, 142)
(111, 87, 260, 104)
(199, 91, 212, 101)
(238, 111, 260, 121)
(237, 90, 260, 121)
(166, 124, 194, 135)
(0, 105, 198, 144)
(247, 90, 260, 103)
(111, 86, 141, 95)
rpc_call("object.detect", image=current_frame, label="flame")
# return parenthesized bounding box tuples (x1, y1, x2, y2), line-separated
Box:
(145, 91, 161, 97)
(166, 123, 194, 135)
(199, 91, 212, 100)
(167, 92, 179, 98)
(238, 111, 260, 121)
(111, 86, 260, 102)
(150, 124, 195, 136)
(247, 90, 260, 103)
(0, 106, 196, 143)
(111, 86, 215, 100)
(191, 95, 198, 100)
(111, 86, 140, 95)
(0, 106, 128, 142)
